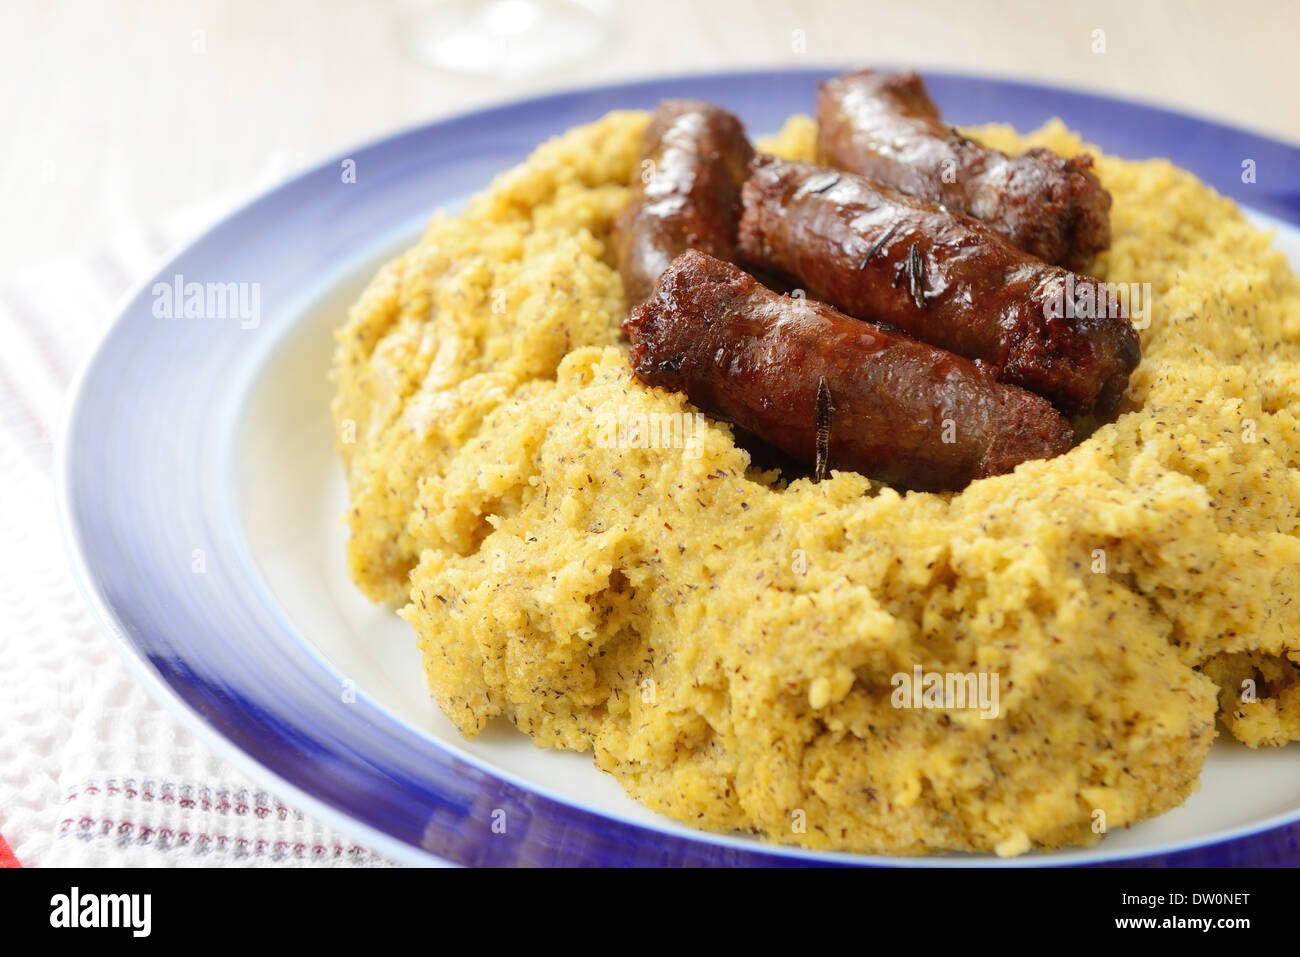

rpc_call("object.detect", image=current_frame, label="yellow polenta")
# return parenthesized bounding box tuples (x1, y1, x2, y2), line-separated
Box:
(331, 110, 1300, 856)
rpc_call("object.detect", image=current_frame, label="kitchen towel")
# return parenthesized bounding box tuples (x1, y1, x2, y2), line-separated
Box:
(0, 158, 395, 867)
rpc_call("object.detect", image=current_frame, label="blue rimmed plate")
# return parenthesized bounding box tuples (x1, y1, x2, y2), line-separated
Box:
(58, 69, 1300, 867)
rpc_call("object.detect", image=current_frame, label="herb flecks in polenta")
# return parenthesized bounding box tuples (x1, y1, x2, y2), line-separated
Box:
(332, 111, 1300, 856)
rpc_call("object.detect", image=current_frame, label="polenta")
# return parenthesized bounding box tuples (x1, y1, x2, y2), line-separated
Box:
(332, 110, 1300, 856)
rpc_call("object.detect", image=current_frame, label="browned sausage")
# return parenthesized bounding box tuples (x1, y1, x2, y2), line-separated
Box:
(613, 100, 754, 305)
(817, 69, 1111, 272)
(623, 250, 1074, 492)
(738, 154, 1140, 417)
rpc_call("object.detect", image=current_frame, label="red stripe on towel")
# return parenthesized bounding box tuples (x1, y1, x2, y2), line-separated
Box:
(0, 831, 20, 867)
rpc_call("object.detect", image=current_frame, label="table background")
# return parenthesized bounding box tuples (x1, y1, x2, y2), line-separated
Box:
(1, 0, 1297, 867)
(3, 0, 1299, 274)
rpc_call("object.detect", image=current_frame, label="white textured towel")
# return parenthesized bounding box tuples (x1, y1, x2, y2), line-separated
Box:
(0, 162, 394, 868)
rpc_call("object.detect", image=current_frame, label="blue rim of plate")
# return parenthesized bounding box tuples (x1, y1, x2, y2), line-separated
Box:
(57, 68, 1300, 867)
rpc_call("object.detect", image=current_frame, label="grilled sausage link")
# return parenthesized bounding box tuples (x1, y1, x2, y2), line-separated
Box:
(738, 155, 1140, 417)
(817, 69, 1111, 272)
(613, 100, 755, 305)
(623, 250, 1074, 492)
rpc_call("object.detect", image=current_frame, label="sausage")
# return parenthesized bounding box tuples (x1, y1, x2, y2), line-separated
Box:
(817, 69, 1111, 272)
(613, 100, 755, 305)
(623, 250, 1075, 492)
(737, 154, 1140, 417)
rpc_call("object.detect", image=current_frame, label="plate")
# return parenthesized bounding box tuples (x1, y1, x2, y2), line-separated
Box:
(59, 69, 1300, 867)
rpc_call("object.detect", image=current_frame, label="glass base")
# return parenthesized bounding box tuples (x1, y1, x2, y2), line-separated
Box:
(406, 0, 609, 76)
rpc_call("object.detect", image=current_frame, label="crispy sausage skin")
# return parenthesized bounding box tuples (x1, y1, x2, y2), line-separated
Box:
(613, 100, 755, 305)
(623, 250, 1074, 492)
(817, 69, 1111, 272)
(738, 155, 1140, 417)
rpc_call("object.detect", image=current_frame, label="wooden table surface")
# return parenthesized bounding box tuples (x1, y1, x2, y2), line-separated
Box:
(3, 0, 1297, 274)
